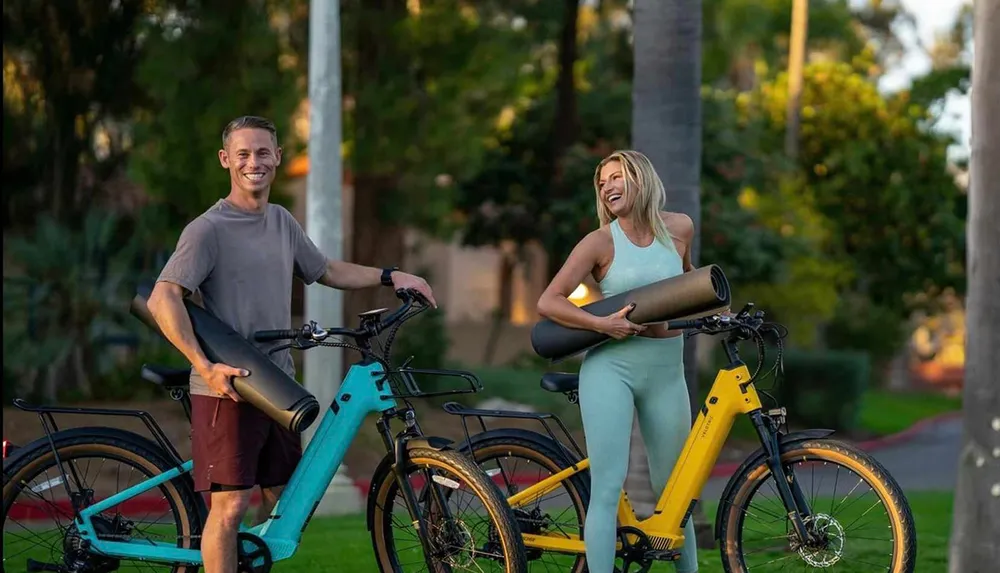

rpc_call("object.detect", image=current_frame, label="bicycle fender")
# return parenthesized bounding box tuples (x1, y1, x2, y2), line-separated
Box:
(713, 429, 835, 540)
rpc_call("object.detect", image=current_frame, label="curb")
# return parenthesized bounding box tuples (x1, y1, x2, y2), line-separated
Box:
(706, 410, 963, 479)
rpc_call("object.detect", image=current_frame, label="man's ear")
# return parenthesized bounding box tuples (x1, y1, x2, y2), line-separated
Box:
(275, 146, 283, 166)
(218, 149, 230, 169)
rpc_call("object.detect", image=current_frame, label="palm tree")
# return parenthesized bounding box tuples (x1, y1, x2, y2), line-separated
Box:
(628, 0, 713, 548)
(949, 0, 1000, 569)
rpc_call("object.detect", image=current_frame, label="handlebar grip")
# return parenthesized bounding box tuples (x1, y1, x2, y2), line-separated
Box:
(253, 329, 299, 342)
(666, 319, 702, 330)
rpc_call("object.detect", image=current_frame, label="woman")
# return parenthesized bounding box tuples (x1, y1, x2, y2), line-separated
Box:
(536, 150, 698, 573)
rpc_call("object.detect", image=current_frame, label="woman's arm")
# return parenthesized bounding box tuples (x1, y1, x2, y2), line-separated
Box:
(537, 231, 644, 338)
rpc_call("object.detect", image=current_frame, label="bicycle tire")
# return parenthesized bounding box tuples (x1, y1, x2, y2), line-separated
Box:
(2, 427, 204, 573)
(460, 429, 591, 573)
(717, 438, 916, 573)
(369, 446, 529, 573)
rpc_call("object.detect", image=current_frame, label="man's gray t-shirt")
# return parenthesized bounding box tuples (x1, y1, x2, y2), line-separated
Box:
(157, 199, 328, 397)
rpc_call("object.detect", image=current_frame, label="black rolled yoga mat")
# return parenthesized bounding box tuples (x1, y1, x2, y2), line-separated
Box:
(130, 284, 320, 433)
(530, 265, 732, 362)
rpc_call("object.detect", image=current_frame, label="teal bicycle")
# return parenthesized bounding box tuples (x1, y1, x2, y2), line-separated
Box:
(2, 289, 529, 573)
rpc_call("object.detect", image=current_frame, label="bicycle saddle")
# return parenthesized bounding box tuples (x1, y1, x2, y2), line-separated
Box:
(141, 364, 191, 390)
(540, 372, 579, 394)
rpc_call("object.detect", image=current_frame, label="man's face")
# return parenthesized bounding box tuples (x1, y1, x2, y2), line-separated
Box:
(218, 128, 282, 195)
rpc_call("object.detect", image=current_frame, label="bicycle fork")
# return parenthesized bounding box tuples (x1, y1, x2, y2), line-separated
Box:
(379, 411, 462, 573)
(749, 410, 816, 544)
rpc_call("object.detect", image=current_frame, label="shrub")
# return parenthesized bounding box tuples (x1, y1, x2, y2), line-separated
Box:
(775, 349, 871, 432)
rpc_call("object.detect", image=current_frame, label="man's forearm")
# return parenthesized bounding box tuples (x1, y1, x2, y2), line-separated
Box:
(148, 290, 212, 373)
(318, 259, 386, 290)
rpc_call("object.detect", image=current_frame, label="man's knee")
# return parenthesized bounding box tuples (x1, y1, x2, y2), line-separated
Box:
(209, 488, 254, 528)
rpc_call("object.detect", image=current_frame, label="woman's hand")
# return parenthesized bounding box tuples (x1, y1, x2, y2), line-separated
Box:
(597, 303, 646, 339)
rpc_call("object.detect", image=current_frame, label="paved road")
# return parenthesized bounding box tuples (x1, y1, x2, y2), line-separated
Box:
(701, 417, 962, 499)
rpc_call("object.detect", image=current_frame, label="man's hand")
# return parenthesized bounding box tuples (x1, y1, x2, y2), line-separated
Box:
(391, 271, 438, 308)
(195, 362, 248, 402)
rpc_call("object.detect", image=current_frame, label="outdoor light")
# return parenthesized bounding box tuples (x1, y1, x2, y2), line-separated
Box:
(569, 284, 589, 301)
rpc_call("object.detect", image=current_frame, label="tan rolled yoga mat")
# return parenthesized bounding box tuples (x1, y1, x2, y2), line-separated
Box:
(530, 265, 732, 362)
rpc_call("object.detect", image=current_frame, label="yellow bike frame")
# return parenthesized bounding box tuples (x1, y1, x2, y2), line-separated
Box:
(506, 361, 763, 555)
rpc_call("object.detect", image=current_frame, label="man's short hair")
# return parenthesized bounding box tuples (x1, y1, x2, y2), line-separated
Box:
(222, 116, 278, 147)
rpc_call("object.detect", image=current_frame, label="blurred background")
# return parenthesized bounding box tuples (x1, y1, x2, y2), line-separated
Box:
(2, 0, 970, 425)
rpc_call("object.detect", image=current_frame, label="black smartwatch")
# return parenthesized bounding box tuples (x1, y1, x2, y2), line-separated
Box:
(380, 266, 398, 287)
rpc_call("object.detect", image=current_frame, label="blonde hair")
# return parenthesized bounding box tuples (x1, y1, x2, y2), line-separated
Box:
(593, 150, 673, 245)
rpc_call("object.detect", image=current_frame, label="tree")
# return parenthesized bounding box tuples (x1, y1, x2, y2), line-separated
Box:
(2, 0, 149, 228)
(949, 0, 1000, 569)
(128, 1, 302, 230)
(627, 0, 715, 548)
(340, 0, 537, 322)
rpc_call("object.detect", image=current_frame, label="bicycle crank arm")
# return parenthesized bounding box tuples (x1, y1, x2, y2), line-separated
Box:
(26, 559, 65, 572)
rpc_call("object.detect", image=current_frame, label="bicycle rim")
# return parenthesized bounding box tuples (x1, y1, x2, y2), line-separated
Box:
(719, 439, 915, 573)
(3, 436, 201, 573)
(370, 447, 528, 573)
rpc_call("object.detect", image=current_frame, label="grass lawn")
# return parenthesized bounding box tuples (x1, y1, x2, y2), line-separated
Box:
(277, 490, 952, 572)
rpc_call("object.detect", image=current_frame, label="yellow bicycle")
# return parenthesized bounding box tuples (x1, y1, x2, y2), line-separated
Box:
(445, 303, 916, 573)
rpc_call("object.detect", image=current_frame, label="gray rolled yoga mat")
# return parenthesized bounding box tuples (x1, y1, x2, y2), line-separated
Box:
(530, 265, 732, 362)
(130, 284, 320, 433)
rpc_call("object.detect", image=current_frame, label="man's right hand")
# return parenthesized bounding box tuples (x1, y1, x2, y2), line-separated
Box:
(597, 303, 646, 340)
(195, 362, 248, 402)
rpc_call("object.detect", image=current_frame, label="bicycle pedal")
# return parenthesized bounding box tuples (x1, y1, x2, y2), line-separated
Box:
(641, 549, 680, 562)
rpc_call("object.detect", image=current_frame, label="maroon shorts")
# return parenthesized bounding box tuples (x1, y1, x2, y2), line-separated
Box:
(190, 395, 302, 492)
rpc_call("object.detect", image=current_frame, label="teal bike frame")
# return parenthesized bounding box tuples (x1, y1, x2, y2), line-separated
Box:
(74, 359, 395, 565)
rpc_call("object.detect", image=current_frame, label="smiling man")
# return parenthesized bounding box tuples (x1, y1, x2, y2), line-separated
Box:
(145, 115, 436, 573)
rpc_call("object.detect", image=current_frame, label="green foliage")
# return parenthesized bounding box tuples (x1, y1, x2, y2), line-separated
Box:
(128, 2, 301, 226)
(342, 0, 541, 235)
(777, 349, 871, 432)
(2, 0, 151, 227)
(3, 208, 145, 401)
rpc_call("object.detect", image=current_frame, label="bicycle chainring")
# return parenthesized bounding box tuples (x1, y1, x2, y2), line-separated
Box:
(236, 532, 273, 573)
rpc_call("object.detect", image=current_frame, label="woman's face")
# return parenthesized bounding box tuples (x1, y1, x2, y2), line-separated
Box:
(598, 160, 630, 218)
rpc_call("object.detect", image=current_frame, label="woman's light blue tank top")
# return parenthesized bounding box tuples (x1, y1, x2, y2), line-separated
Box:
(599, 218, 684, 298)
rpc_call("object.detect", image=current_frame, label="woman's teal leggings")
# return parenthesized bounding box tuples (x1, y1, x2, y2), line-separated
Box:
(578, 335, 698, 573)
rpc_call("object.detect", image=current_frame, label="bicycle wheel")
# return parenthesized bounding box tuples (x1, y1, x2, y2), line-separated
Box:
(718, 438, 916, 573)
(3, 427, 204, 573)
(369, 446, 529, 573)
(461, 429, 590, 573)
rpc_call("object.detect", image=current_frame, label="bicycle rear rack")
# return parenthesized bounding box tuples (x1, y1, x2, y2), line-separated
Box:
(11, 399, 186, 468)
(440, 401, 586, 461)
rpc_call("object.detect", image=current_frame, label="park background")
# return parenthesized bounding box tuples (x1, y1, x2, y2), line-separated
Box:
(3, 0, 991, 571)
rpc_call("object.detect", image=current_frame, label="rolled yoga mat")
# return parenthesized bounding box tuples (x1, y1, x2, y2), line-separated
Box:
(130, 284, 320, 434)
(530, 264, 732, 362)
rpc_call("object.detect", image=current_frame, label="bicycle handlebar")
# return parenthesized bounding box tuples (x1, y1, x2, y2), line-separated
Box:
(253, 288, 429, 346)
(664, 302, 769, 339)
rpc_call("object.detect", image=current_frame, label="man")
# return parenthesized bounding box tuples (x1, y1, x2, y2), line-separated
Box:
(146, 115, 435, 573)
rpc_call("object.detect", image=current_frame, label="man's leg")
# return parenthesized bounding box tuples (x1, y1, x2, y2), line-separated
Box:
(255, 485, 284, 525)
(203, 486, 254, 573)
(191, 396, 267, 573)
(256, 420, 303, 524)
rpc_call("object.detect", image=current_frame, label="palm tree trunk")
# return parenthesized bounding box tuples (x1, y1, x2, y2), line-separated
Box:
(630, 0, 714, 549)
(948, 0, 1000, 569)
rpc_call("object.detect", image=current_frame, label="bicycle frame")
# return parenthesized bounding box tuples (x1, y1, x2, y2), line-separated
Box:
(69, 358, 397, 565)
(501, 359, 762, 555)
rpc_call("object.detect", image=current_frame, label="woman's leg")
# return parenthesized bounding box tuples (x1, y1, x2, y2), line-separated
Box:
(578, 356, 636, 573)
(634, 339, 700, 573)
